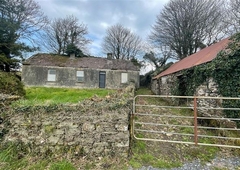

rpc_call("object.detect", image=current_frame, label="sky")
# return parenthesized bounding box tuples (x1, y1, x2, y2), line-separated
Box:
(35, 0, 169, 58)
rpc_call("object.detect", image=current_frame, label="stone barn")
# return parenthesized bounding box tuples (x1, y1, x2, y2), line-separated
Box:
(151, 38, 230, 97)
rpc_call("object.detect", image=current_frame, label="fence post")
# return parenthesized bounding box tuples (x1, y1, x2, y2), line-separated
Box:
(194, 97, 198, 145)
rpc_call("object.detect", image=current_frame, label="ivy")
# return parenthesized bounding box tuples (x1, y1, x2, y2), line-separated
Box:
(172, 33, 240, 121)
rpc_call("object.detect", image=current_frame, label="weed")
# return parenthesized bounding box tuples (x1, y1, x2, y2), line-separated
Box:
(180, 127, 194, 134)
(212, 167, 229, 170)
(140, 153, 154, 164)
(27, 160, 49, 170)
(135, 88, 153, 95)
(49, 160, 76, 170)
(44, 125, 55, 134)
(129, 158, 142, 168)
(155, 158, 182, 168)
(0, 142, 29, 170)
(133, 140, 146, 153)
(185, 145, 219, 162)
(84, 162, 95, 170)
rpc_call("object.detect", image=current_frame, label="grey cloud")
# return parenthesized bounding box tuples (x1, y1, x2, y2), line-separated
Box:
(36, 0, 168, 56)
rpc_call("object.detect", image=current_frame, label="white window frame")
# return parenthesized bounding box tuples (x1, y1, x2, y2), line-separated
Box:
(76, 70, 84, 82)
(121, 73, 128, 84)
(47, 69, 56, 82)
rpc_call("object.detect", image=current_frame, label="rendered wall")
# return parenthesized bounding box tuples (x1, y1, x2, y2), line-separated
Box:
(22, 65, 139, 89)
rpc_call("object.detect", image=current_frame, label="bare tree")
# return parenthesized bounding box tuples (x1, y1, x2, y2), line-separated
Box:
(224, 0, 240, 34)
(143, 44, 174, 69)
(102, 24, 142, 60)
(0, 0, 48, 72)
(149, 0, 225, 60)
(43, 15, 91, 55)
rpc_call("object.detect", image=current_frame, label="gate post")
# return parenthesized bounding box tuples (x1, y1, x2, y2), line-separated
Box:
(194, 97, 198, 145)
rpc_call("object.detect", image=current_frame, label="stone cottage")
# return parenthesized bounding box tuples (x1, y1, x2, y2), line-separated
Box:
(22, 53, 140, 89)
(151, 38, 230, 96)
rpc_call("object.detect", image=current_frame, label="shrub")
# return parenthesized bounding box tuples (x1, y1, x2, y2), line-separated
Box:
(0, 71, 25, 96)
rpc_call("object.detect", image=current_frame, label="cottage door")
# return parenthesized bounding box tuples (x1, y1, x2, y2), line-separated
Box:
(99, 71, 106, 88)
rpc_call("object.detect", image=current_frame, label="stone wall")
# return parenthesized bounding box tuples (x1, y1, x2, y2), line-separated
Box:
(1, 86, 135, 159)
(151, 79, 159, 95)
(151, 75, 221, 111)
(151, 75, 231, 120)
(195, 78, 219, 97)
(194, 78, 223, 117)
(152, 75, 237, 128)
(151, 75, 177, 95)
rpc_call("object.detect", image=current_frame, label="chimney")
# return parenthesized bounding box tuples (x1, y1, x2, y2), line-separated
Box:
(70, 53, 75, 59)
(107, 53, 113, 60)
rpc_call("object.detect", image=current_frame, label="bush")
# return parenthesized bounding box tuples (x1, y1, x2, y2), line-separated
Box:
(0, 71, 25, 96)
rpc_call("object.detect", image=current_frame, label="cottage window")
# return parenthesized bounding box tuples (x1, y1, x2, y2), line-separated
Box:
(121, 73, 128, 83)
(76, 71, 84, 82)
(47, 69, 56, 81)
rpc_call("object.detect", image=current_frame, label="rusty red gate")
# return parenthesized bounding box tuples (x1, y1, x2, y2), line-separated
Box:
(132, 95, 240, 148)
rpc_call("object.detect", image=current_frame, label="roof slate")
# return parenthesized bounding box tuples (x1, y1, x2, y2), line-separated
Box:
(153, 38, 230, 79)
(23, 53, 139, 71)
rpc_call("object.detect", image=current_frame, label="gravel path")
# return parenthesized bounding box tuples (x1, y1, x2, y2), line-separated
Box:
(129, 157, 240, 170)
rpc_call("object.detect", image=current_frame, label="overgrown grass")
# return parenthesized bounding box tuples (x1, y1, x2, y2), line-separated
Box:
(0, 141, 130, 170)
(135, 87, 153, 95)
(0, 142, 52, 170)
(129, 138, 182, 169)
(49, 160, 76, 170)
(12, 87, 115, 106)
(0, 148, 76, 170)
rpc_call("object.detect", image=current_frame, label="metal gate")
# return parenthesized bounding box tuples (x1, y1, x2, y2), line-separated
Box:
(132, 95, 240, 148)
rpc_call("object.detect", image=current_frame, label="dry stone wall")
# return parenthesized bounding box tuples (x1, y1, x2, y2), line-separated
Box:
(1, 86, 135, 160)
(194, 78, 222, 117)
(151, 75, 236, 127)
(151, 75, 177, 95)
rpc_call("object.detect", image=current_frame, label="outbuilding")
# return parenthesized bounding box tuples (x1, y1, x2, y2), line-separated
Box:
(151, 38, 230, 96)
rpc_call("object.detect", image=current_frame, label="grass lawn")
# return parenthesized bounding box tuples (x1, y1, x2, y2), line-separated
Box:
(12, 87, 115, 106)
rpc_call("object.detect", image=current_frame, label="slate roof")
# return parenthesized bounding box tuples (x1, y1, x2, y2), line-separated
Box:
(23, 53, 139, 71)
(153, 38, 230, 79)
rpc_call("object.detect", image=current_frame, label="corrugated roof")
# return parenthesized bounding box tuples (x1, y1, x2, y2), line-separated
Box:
(23, 53, 139, 71)
(153, 38, 230, 79)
